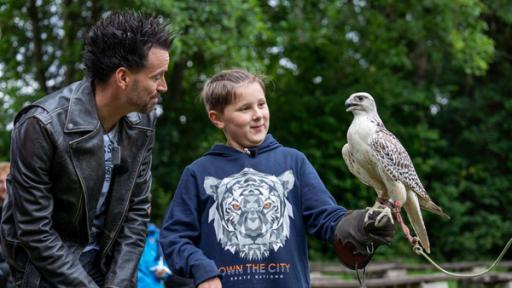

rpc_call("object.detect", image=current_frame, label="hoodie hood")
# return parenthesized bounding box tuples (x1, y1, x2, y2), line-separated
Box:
(204, 134, 282, 158)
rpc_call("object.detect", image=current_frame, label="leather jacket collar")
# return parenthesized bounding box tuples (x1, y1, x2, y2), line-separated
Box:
(62, 80, 144, 133)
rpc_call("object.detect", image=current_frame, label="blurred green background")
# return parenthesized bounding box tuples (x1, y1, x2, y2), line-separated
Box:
(0, 0, 511, 263)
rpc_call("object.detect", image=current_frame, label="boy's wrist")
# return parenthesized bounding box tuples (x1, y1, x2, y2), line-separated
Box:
(191, 259, 222, 287)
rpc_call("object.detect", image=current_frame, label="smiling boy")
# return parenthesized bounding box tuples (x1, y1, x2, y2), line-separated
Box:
(160, 69, 394, 288)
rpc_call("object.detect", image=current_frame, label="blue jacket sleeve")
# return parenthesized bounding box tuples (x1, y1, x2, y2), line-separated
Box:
(299, 154, 348, 242)
(160, 167, 220, 286)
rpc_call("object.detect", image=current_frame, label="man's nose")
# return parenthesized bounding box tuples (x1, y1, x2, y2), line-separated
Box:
(158, 77, 167, 93)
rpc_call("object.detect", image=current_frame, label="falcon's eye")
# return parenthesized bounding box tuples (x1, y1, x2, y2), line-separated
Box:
(357, 96, 364, 101)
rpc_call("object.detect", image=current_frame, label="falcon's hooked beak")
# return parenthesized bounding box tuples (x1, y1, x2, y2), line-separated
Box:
(345, 97, 361, 112)
(345, 92, 372, 112)
(345, 100, 358, 112)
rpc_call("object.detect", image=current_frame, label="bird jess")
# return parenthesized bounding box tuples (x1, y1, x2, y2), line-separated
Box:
(342, 92, 449, 253)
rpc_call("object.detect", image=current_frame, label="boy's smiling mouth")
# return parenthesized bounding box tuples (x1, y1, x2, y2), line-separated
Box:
(251, 124, 265, 131)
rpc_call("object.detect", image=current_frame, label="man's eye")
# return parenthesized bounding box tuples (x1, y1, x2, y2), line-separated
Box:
(151, 73, 163, 81)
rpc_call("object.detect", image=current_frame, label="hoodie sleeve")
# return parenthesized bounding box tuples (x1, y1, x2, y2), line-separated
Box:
(298, 153, 348, 242)
(160, 167, 220, 286)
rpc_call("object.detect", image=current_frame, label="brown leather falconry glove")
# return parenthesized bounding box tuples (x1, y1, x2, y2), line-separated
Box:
(333, 205, 395, 269)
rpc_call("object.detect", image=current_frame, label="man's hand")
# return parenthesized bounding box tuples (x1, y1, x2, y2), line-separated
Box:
(335, 205, 395, 255)
(198, 277, 222, 288)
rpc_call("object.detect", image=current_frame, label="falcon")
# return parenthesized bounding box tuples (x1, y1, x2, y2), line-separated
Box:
(342, 92, 449, 253)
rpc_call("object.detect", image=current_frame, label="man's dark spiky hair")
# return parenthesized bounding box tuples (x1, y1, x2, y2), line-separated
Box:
(83, 10, 174, 83)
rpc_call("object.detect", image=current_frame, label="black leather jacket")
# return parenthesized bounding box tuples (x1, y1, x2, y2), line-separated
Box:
(0, 80, 155, 287)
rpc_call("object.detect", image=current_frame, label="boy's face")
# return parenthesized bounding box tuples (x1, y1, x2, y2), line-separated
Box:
(209, 82, 270, 151)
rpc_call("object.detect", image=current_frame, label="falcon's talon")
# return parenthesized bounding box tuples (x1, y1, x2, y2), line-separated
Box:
(374, 206, 394, 226)
(364, 206, 377, 223)
(366, 242, 374, 254)
(365, 204, 394, 227)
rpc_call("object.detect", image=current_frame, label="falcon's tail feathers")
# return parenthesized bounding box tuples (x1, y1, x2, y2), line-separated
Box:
(419, 198, 450, 220)
(404, 191, 430, 253)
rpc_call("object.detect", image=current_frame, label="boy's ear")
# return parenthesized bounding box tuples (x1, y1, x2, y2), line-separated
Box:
(208, 110, 224, 129)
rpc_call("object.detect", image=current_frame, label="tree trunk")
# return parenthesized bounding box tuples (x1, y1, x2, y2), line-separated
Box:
(166, 59, 186, 110)
(28, 0, 48, 94)
(62, 0, 78, 85)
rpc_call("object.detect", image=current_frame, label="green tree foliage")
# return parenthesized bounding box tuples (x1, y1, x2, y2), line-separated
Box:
(260, 0, 501, 261)
(0, 0, 509, 262)
(429, 0, 512, 260)
(0, 0, 136, 158)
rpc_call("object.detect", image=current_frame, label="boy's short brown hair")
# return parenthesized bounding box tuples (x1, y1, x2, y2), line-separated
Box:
(200, 69, 265, 113)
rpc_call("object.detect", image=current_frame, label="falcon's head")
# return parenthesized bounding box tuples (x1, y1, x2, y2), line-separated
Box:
(345, 92, 377, 115)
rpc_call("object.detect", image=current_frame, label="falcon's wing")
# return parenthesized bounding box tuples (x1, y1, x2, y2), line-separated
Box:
(369, 129, 429, 200)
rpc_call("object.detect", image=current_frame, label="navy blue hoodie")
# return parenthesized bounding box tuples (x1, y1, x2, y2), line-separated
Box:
(160, 134, 347, 288)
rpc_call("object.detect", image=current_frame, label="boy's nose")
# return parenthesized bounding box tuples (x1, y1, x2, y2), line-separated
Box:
(252, 108, 262, 119)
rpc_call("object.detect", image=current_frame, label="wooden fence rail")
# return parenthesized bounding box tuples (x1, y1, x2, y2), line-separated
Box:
(310, 261, 512, 288)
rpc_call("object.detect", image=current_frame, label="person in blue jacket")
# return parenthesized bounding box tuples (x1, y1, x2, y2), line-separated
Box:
(138, 223, 171, 288)
(160, 69, 395, 288)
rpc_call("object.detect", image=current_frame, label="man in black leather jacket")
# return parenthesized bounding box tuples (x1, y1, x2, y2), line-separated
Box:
(0, 11, 174, 287)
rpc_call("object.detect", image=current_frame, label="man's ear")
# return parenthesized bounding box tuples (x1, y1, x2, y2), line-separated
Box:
(114, 67, 131, 89)
(208, 110, 224, 129)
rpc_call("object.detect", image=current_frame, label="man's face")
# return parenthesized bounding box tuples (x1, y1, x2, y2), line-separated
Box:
(126, 47, 169, 114)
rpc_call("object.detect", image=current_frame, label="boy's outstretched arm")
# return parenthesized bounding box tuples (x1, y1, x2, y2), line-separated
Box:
(160, 167, 221, 287)
(298, 154, 394, 269)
